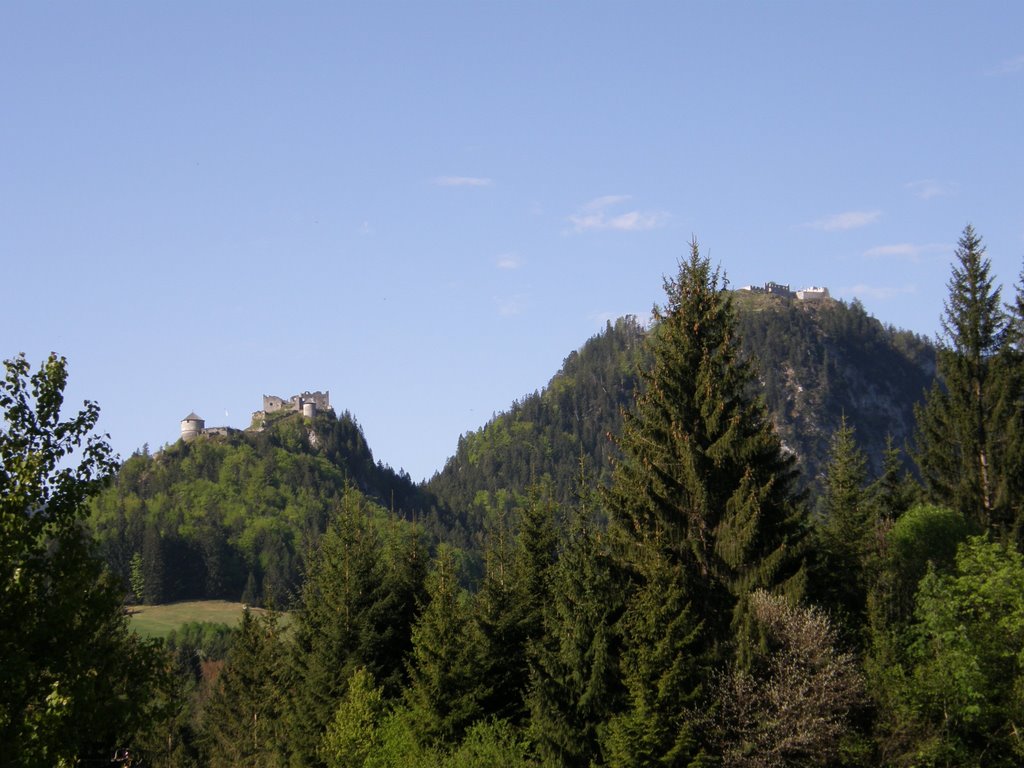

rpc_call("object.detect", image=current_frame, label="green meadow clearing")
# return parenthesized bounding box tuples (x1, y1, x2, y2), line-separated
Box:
(128, 600, 257, 638)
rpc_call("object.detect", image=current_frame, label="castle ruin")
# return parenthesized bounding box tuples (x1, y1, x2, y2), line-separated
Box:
(738, 282, 830, 301)
(179, 412, 241, 443)
(261, 391, 331, 418)
(180, 390, 331, 442)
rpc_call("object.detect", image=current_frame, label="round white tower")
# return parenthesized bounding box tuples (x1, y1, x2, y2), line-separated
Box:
(180, 412, 205, 442)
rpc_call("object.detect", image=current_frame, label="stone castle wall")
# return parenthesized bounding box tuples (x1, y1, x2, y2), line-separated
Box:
(185, 390, 331, 442)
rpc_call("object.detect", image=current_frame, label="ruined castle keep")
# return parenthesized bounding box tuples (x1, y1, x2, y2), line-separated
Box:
(180, 390, 331, 442)
(260, 391, 331, 419)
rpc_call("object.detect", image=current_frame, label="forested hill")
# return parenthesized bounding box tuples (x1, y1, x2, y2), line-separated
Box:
(90, 294, 935, 605)
(733, 292, 935, 483)
(427, 293, 936, 514)
(89, 409, 448, 606)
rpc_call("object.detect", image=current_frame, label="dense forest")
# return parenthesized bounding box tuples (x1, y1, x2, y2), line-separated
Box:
(4, 226, 1024, 767)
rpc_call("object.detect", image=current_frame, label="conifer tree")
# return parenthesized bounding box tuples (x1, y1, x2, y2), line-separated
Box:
(287, 487, 425, 764)
(998, 263, 1024, 533)
(319, 667, 387, 768)
(475, 494, 526, 724)
(822, 416, 870, 535)
(202, 610, 289, 767)
(512, 478, 559, 653)
(476, 480, 559, 725)
(403, 546, 489, 747)
(601, 545, 705, 768)
(811, 416, 872, 632)
(528, 477, 622, 767)
(142, 521, 165, 604)
(868, 435, 918, 523)
(606, 241, 807, 659)
(915, 225, 1011, 532)
(599, 242, 807, 766)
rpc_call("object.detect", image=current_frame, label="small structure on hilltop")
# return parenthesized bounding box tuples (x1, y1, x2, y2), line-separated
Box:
(179, 412, 239, 442)
(180, 391, 331, 442)
(738, 281, 794, 298)
(765, 281, 794, 298)
(262, 391, 330, 417)
(180, 412, 205, 442)
(738, 282, 829, 302)
(796, 286, 830, 301)
(251, 391, 332, 430)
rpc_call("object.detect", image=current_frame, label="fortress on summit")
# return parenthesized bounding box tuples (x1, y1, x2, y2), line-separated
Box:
(737, 282, 830, 301)
(180, 390, 331, 442)
(258, 391, 331, 420)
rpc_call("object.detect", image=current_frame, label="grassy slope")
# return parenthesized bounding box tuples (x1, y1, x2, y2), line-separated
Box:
(128, 600, 252, 638)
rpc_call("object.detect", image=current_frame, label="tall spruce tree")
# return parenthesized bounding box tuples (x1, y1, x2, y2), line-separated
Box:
(915, 225, 1011, 532)
(403, 546, 489, 747)
(202, 610, 289, 768)
(475, 493, 528, 724)
(998, 263, 1024, 532)
(528, 475, 623, 767)
(476, 480, 559, 725)
(286, 487, 425, 765)
(606, 241, 807, 658)
(600, 544, 705, 768)
(600, 242, 807, 766)
(811, 416, 872, 635)
(868, 435, 918, 523)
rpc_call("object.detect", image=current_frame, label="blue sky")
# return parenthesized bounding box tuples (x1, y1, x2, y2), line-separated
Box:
(2, 2, 1022, 481)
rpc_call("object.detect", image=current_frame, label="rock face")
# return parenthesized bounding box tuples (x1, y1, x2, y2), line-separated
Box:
(734, 293, 934, 488)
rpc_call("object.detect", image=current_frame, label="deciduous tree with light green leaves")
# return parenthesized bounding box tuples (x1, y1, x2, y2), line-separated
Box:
(320, 667, 387, 768)
(874, 536, 1024, 766)
(0, 353, 172, 766)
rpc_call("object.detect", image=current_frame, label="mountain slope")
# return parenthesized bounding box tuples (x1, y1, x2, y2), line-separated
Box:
(427, 295, 935, 515)
(89, 410, 447, 605)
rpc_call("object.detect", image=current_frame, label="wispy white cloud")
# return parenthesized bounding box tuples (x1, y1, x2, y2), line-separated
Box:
(433, 176, 493, 187)
(863, 242, 949, 261)
(986, 54, 1024, 76)
(582, 195, 632, 211)
(906, 179, 957, 200)
(842, 283, 918, 301)
(568, 195, 669, 233)
(803, 210, 881, 231)
(496, 253, 521, 270)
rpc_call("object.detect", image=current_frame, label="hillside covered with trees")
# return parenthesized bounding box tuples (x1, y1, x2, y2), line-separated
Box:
(5, 226, 1024, 766)
(428, 287, 935, 518)
(89, 409, 450, 607)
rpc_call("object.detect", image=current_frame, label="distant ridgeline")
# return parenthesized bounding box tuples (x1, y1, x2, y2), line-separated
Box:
(179, 390, 332, 442)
